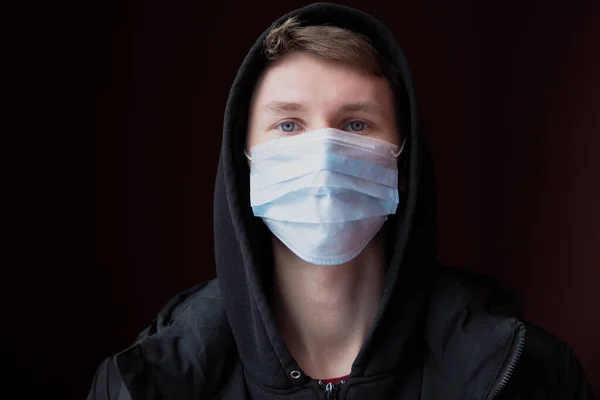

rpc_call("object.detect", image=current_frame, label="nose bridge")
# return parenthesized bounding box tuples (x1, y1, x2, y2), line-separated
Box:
(308, 104, 341, 131)
(313, 119, 334, 131)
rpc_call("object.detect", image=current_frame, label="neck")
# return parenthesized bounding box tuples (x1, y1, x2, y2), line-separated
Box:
(272, 231, 386, 380)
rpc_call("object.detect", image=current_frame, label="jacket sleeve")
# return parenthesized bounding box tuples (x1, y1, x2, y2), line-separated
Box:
(511, 323, 595, 400)
(87, 358, 133, 400)
(562, 345, 595, 400)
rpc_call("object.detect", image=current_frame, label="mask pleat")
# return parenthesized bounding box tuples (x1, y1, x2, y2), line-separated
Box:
(247, 128, 402, 265)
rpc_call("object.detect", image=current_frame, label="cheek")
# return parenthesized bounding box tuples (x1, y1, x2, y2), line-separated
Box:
(246, 99, 268, 149)
(246, 127, 278, 150)
(246, 110, 280, 149)
(378, 107, 401, 146)
(246, 128, 259, 150)
(246, 112, 266, 150)
(374, 128, 401, 147)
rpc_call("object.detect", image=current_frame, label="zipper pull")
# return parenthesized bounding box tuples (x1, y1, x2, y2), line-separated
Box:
(318, 380, 346, 400)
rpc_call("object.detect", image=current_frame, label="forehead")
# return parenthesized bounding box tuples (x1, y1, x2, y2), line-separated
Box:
(251, 52, 394, 112)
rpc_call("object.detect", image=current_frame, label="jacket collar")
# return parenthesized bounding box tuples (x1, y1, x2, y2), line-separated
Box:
(115, 269, 526, 399)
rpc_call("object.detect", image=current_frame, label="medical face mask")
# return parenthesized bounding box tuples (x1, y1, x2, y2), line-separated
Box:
(246, 128, 403, 266)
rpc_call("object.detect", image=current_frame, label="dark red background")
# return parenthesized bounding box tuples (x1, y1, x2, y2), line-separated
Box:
(5, 0, 598, 397)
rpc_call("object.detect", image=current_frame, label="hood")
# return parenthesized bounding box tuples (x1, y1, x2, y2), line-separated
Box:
(213, 2, 438, 391)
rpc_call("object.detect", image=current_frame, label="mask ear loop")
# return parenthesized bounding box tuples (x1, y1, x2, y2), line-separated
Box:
(391, 138, 407, 158)
(244, 149, 253, 161)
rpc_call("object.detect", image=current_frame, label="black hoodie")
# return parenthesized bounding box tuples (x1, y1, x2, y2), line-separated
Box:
(88, 3, 593, 399)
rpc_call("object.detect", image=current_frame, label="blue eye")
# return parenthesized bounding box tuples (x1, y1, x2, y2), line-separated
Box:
(345, 121, 367, 132)
(276, 121, 298, 132)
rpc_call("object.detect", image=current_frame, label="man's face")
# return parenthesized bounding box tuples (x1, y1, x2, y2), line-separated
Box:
(247, 51, 400, 150)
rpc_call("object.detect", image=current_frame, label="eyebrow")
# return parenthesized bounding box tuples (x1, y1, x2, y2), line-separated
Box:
(261, 100, 384, 115)
(262, 101, 308, 114)
(339, 99, 384, 114)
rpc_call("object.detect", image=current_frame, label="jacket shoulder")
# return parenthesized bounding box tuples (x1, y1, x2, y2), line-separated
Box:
(434, 266, 524, 317)
(505, 322, 594, 399)
(435, 266, 593, 399)
(87, 279, 238, 400)
(87, 357, 132, 400)
(135, 279, 223, 341)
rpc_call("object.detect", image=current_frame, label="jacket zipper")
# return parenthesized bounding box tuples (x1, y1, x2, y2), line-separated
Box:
(487, 322, 526, 399)
(318, 379, 346, 400)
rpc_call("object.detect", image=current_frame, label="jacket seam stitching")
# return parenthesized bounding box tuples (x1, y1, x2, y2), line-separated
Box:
(138, 343, 170, 400)
(425, 348, 478, 400)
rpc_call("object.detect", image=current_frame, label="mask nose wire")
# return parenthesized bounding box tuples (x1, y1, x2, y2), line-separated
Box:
(391, 138, 407, 158)
(247, 138, 406, 160)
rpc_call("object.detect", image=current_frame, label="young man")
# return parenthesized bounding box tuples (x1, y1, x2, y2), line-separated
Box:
(88, 3, 593, 399)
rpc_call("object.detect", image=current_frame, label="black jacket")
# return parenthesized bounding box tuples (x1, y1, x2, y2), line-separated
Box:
(88, 3, 594, 399)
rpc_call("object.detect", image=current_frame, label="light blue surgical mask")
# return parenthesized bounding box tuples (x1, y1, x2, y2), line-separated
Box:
(246, 128, 403, 265)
